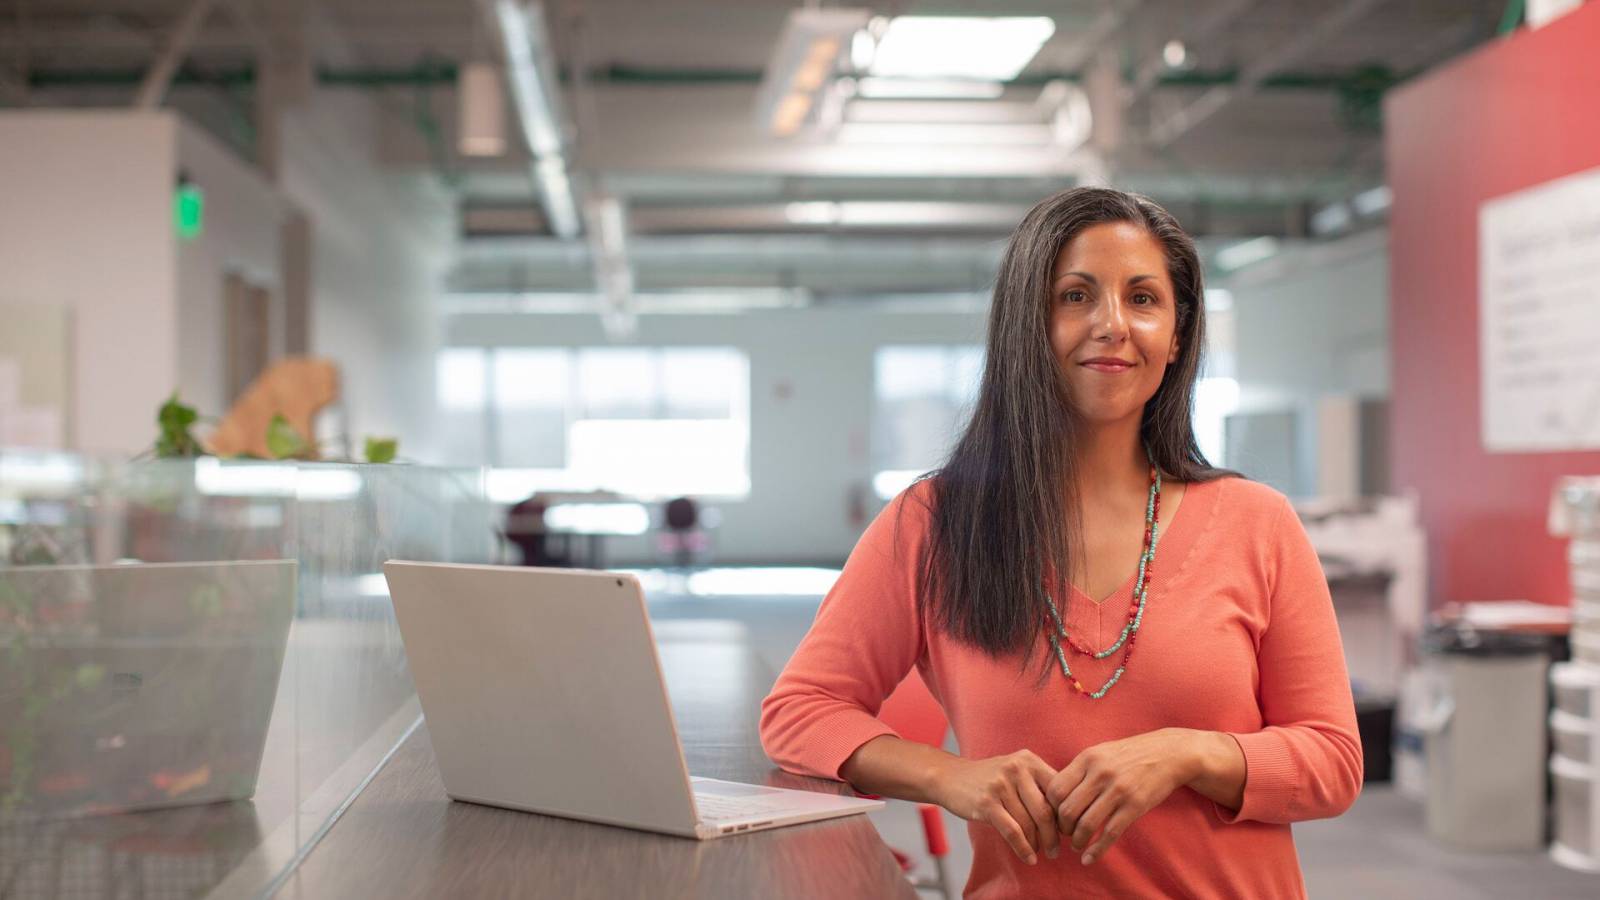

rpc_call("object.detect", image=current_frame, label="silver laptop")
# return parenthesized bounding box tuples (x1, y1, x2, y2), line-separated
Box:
(383, 561, 882, 839)
(0, 560, 297, 820)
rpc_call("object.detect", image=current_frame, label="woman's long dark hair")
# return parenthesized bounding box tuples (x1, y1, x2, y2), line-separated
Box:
(908, 186, 1241, 667)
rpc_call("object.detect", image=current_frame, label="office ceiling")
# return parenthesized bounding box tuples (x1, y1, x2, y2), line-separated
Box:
(0, 0, 1510, 300)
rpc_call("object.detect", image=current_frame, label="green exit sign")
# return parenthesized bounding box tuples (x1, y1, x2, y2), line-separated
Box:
(174, 182, 204, 240)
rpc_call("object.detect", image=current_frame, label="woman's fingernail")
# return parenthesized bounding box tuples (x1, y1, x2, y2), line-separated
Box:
(1026, 854, 1037, 866)
(1047, 847, 1059, 860)
(1081, 853, 1093, 866)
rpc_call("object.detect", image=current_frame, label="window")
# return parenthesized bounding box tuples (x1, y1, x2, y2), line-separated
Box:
(434, 346, 750, 501)
(494, 349, 568, 468)
(872, 345, 984, 498)
(435, 348, 488, 465)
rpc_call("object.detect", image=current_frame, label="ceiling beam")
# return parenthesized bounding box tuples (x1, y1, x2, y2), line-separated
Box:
(1128, 0, 1262, 105)
(134, 0, 217, 108)
(1148, 0, 1390, 149)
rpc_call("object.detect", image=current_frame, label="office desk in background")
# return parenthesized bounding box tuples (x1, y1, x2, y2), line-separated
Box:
(276, 622, 915, 899)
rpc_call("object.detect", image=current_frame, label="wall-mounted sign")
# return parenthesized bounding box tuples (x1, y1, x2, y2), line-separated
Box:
(1479, 164, 1600, 452)
(174, 179, 204, 240)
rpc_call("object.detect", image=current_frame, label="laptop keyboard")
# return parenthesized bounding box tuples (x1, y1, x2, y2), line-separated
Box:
(694, 793, 801, 822)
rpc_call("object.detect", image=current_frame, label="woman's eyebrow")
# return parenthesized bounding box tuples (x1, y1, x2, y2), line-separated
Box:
(1057, 271, 1098, 285)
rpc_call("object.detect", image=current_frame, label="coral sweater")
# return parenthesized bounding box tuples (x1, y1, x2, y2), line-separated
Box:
(760, 475, 1362, 899)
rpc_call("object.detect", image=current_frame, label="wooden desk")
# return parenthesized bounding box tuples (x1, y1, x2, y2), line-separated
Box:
(279, 630, 915, 899)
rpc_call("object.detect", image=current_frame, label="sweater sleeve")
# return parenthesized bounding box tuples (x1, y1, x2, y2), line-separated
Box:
(1213, 494, 1364, 825)
(759, 484, 930, 781)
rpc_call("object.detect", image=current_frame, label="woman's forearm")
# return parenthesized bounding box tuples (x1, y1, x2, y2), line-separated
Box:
(1179, 729, 1247, 811)
(838, 734, 961, 804)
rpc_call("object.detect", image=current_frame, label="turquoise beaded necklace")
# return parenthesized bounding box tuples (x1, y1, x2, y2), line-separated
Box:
(1043, 443, 1162, 699)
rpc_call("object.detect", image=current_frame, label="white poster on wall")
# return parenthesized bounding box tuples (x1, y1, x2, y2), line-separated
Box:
(1479, 165, 1600, 453)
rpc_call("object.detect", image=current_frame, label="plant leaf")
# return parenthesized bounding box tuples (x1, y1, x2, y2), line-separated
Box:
(364, 437, 398, 464)
(265, 414, 311, 460)
(154, 393, 203, 458)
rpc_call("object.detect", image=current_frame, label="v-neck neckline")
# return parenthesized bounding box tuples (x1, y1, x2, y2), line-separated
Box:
(1068, 477, 1213, 608)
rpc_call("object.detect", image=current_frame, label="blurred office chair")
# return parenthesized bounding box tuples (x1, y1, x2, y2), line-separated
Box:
(877, 668, 954, 900)
(656, 496, 710, 568)
(503, 495, 569, 567)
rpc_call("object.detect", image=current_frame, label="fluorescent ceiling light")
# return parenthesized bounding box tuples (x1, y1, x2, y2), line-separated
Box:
(835, 122, 1055, 145)
(496, 0, 562, 156)
(869, 16, 1055, 81)
(755, 8, 869, 136)
(1162, 40, 1187, 68)
(851, 29, 876, 70)
(493, 0, 580, 238)
(1215, 236, 1280, 272)
(855, 77, 1005, 99)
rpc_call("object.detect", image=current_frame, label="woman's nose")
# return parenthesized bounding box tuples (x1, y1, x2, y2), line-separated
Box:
(1090, 295, 1130, 339)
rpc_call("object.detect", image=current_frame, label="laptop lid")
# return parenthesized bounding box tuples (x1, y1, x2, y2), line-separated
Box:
(0, 560, 297, 819)
(383, 561, 702, 837)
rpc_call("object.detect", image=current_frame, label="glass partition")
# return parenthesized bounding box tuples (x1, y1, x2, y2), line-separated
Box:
(0, 453, 492, 898)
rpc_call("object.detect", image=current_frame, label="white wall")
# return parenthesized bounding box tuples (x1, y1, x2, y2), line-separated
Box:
(447, 307, 987, 563)
(0, 111, 176, 454)
(0, 104, 450, 460)
(174, 119, 285, 417)
(1220, 228, 1390, 494)
(277, 92, 454, 461)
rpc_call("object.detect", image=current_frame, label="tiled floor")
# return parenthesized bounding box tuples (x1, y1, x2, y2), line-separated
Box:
(641, 575, 1600, 898)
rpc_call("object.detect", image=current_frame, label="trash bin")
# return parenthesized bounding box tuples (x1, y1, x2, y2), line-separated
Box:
(1418, 622, 1552, 850)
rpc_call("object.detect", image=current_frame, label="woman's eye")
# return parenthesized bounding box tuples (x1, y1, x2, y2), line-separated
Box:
(1134, 293, 1155, 305)
(1061, 290, 1087, 303)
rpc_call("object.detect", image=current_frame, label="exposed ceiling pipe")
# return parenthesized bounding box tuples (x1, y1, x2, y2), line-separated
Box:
(583, 192, 635, 338)
(1049, 0, 1145, 72)
(134, 0, 217, 108)
(481, 0, 581, 238)
(1148, 0, 1390, 149)
(1128, 0, 1261, 105)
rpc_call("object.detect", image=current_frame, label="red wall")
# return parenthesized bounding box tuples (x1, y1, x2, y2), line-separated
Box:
(1385, 3, 1600, 608)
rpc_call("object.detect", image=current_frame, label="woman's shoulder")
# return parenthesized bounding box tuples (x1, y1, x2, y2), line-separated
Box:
(1200, 473, 1291, 530)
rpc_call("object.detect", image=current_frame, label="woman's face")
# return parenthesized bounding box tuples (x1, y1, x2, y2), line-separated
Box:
(1048, 221, 1182, 427)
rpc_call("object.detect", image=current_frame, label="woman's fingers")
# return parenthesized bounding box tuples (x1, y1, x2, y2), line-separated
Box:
(1054, 771, 1098, 839)
(1016, 771, 1062, 860)
(1045, 758, 1084, 809)
(980, 797, 1038, 864)
(998, 790, 1038, 857)
(1068, 789, 1117, 853)
(1081, 806, 1138, 865)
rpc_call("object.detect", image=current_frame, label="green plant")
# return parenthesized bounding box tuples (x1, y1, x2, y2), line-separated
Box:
(364, 437, 398, 464)
(154, 393, 204, 458)
(265, 414, 315, 460)
(144, 395, 401, 464)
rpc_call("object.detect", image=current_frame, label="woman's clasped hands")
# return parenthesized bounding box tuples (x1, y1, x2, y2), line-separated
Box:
(929, 729, 1201, 867)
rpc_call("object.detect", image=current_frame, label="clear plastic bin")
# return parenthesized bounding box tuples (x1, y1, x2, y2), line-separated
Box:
(1550, 754, 1600, 872)
(1575, 597, 1600, 628)
(1552, 662, 1600, 718)
(1577, 631, 1600, 667)
(1551, 709, 1594, 765)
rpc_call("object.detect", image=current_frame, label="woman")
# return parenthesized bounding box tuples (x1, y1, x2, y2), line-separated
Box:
(760, 187, 1361, 898)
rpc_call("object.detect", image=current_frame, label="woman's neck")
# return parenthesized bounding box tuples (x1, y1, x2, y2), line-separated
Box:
(1073, 418, 1153, 505)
